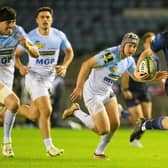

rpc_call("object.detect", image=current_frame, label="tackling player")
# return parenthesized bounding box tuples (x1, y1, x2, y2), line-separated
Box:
(121, 32, 160, 147)
(0, 6, 39, 157)
(62, 32, 167, 159)
(130, 31, 168, 142)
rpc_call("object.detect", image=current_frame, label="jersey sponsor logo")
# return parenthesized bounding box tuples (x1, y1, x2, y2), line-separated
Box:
(103, 76, 114, 85)
(102, 52, 113, 64)
(0, 55, 12, 64)
(36, 58, 55, 65)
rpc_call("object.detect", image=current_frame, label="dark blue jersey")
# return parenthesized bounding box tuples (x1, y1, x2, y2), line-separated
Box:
(151, 31, 168, 66)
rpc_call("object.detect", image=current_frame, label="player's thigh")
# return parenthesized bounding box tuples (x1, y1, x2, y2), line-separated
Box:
(0, 85, 20, 112)
(86, 97, 110, 134)
(25, 74, 51, 100)
(104, 96, 120, 130)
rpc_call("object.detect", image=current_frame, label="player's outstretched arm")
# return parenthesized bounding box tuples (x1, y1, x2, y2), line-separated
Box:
(17, 36, 40, 58)
(70, 56, 99, 102)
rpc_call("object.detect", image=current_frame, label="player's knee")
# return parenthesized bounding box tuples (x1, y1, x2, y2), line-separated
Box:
(7, 99, 20, 113)
(97, 128, 110, 135)
(4, 93, 20, 112)
(40, 106, 52, 119)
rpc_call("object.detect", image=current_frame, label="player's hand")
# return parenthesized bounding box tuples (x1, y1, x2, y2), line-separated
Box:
(56, 65, 67, 77)
(19, 66, 30, 76)
(70, 87, 82, 102)
(134, 71, 150, 80)
(155, 71, 168, 81)
(122, 90, 133, 99)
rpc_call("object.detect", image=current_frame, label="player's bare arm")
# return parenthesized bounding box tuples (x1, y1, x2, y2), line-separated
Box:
(70, 56, 99, 102)
(121, 72, 133, 99)
(15, 48, 30, 75)
(131, 70, 168, 83)
(17, 35, 40, 58)
(56, 47, 74, 77)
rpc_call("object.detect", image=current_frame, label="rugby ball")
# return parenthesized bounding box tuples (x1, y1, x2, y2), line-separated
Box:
(139, 57, 157, 80)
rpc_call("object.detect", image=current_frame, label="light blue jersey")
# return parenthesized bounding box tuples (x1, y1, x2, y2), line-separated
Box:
(0, 25, 29, 88)
(27, 28, 72, 81)
(85, 46, 136, 94)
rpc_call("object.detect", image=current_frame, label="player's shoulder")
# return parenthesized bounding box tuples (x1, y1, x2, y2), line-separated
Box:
(28, 28, 37, 36)
(14, 25, 25, 33)
(51, 27, 66, 37)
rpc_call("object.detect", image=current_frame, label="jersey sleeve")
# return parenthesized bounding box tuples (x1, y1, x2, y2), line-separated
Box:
(59, 31, 72, 51)
(127, 57, 136, 74)
(95, 49, 114, 66)
(14, 25, 31, 51)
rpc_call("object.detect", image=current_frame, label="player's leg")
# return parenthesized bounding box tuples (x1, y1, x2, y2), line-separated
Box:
(141, 102, 152, 119)
(0, 83, 20, 157)
(130, 116, 168, 143)
(63, 100, 110, 135)
(128, 105, 143, 124)
(17, 101, 39, 121)
(0, 106, 6, 125)
(35, 96, 64, 156)
(62, 102, 96, 130)
(94, 96, 120, 159)
(125, 95, 144, 147)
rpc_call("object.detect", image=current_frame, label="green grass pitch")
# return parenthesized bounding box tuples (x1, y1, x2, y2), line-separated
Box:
(0, 127, 168, 168)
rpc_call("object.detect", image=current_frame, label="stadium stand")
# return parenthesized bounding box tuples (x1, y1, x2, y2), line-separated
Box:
(1, 0, 168, 55)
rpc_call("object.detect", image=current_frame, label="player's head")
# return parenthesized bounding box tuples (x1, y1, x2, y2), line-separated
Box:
(36, 7, 53, 31)
(121, 32, 139, 48)
(121, 32, 139, 57)
(0, 6, 16, 22)
(0, 6, 16, 35)
(141, 32, 155, 49)
(36, 6, 53, 18)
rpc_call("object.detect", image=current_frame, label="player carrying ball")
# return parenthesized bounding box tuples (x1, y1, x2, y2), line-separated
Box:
(62, 32, 168, 159)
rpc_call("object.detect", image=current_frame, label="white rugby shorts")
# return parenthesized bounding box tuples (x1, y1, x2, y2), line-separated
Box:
(25, 74, 52, 100)
(83, 85, 116, 115)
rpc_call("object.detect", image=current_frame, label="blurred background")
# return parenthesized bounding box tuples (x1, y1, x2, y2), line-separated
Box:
(1, 0, 168, 127)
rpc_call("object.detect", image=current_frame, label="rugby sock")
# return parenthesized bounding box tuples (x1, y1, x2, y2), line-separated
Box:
(95, 132, 114, 154)
(144, 116, 164, 130)
(74, 110, 94, 129)
(3, 110, 16, 143)
(44, 138, 52, 149)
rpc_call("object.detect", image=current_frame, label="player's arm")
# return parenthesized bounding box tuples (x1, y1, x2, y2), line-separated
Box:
(15, 48, 30, 76)
(70, 56, 99, 102)
(17, 36, 40, 58)
(120, 72, 132, 99)
(56, 47, 74, 77)
(131, 70, 168, 83)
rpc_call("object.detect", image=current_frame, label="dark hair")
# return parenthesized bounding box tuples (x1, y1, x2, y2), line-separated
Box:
(0, 6, 16, 22)
(141, 32, 155, 43)
(36, 7, 53, 18)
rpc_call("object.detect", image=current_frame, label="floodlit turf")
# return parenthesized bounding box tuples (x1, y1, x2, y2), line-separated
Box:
(0, 126, 168, 168)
